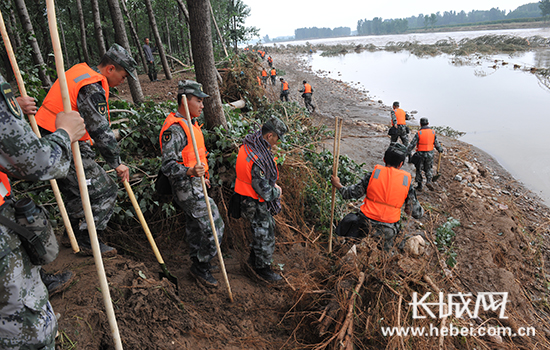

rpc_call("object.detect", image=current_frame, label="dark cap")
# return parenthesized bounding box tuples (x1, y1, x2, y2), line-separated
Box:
(420, 117, 429, 126)
(105, 44, 137, 80)
(387, 142, 407, 156)
(177, 80, 209, 98)
(264, 116, 288, 141)
(393, 101, 400, 107)
(384, 142, 407, 166)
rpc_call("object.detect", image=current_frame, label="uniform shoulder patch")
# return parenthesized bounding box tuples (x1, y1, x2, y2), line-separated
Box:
(162, 130, 172, 143)
(0, 82, 22, 119)
(90, 92, 108, 116)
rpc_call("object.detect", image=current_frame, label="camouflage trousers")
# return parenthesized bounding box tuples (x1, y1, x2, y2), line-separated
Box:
(390, 125, 409, 147)
(241, 197, 276, 269)
(57, 142, 117, 231)
(414, 151, 435, 184)
(172, 177, 224, 263)
(0, 301, 57, 350)
(147, 61, 157, 81)
(302, 93, 314, 111)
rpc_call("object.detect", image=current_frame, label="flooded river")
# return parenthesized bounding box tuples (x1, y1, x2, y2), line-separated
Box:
(276, 28, 550, 204)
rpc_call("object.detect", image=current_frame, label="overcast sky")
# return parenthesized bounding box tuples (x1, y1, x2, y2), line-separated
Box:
(241, 0, 534, 39)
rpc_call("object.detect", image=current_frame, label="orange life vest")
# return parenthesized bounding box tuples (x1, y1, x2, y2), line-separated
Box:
(417, 128, 435, 152)
(282, 81, 289, 91)
(35, 63, 110, 142)
(0, 172, 11, 206)
(360, 164, 411, 223)
(393, 108, 406, 126)
(159, 112, 209, 179)
(270, 69, 276, 76)
(257, 76, 262, 86)
(234, 144, 278, 202)
(268, 57, 273, 63)
(304, 83, 312, 94)
(261, 70, 268, 77)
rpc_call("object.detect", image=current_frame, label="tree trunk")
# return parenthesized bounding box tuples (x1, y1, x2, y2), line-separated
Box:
(105, 0, 144, 104)
(144, 0, 171, 80)
(8, 7, 21, 49)
(76, 0, 90, 63)
(91, 0, 106, 57)
(187, 0, 226, 129)
(120, 0, 147, 74)
(165, 17, 172, 55)
(13, 0, 52, 87)
(175, 0, 192, 64)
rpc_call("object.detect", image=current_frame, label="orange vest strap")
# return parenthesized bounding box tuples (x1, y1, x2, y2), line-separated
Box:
(0, 172, 11, 206)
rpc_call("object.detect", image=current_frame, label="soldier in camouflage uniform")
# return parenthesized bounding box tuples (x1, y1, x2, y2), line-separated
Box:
(331, 143, 424, 251)
(406, 117, 444, 191)
(234, 117, 288, 282)
(0, 73, 86, 349)
(35, 44, 137, 256)
(390, 101, 409, 147)
(160, 80, 224, 287)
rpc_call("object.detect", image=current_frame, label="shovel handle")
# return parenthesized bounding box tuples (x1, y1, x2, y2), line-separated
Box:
(437, 152, 442, 173)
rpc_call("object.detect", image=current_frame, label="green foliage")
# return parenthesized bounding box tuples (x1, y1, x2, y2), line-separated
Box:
(435, 217, 460, 268)
(432, 125, 466, 139)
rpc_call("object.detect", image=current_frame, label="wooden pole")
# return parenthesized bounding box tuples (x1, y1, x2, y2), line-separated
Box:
(329, 117, 343, 253)
(45, 1, 123, 348)
(208, 0, 228, 58)
(0, 9, 79, 253)
(182, 95, 233, 302)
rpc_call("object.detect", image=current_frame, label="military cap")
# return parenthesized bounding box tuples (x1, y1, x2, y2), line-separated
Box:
(264, 116, 288, 142)
(386, 142, 407, 157)
(178, 80, 209, 98)
(105, 44, 137, 80)
(420, 117, 429, 126)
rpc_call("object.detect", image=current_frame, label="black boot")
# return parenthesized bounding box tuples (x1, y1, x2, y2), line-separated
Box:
(426, 180, 434, 190)
(254, 266, 282, 282)
(415, 182, 423, 192)
(40, 269, 75, 296)
(75, 229, 117, 257)
(190, 258, 218, 287)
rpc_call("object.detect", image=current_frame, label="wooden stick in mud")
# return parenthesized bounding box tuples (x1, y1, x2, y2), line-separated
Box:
(182, 95, 234, 303)
(45, 1, 123, 348)
(0, 10, 80, 253)
(329, 117, 343, 253)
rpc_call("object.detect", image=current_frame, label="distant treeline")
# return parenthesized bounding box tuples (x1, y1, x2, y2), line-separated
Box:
(357, 3, 542, 35)
(294, 27, 351, 40)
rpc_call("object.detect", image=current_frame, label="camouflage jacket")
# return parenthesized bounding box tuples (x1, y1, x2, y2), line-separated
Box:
(251, 162, 280, 202)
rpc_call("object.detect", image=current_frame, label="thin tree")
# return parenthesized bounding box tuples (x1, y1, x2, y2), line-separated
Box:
(187, 0, 226, 129)
(105, 0, 144, 103)
(76, 0, 90, 63)
(540, 0, 550, 22)
(175, 0, 193, 64)
(120, 0, 147, 73)
(13, 0, 52, 87)
(91, 0, 106, 57)
(144, 0, 171, 80)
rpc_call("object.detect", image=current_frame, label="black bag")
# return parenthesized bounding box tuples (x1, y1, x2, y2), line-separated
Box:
(228, 192, 242, 219)
(410, 152, 422, 167)
(335, 212, 370, 238)
(156, 169, 172, 195)
(388, 126, 398, 136)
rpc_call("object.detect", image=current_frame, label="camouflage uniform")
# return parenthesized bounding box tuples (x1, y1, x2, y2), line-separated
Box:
(338, 168, 424, 250)
(160, 111, 223, 263)
(241, 163, 281, 269)
(143, 42, 157, 82)
(390, 110, 409, 147)
(0, 75, 73, 349)
(407, 125, 443, 186)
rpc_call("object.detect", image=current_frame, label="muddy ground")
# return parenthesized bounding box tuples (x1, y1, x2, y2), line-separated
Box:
(44, 53, 550, 349)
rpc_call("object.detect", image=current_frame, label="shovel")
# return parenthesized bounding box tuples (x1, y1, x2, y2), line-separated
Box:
(123, 180, 178, 290)
(432, 152, 443, 182)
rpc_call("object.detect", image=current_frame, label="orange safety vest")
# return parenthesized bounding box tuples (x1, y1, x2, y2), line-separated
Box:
(268, 57, 273, 63)
(257, 76, 262, 86)
(393, 108, 406, 126)
(282, 81, 289, 91)
(417, 128, 435, 152)
(35, 63, 110, 142)
(0, 172, 11, 206)
(234, 144, 278, 202)
(261, 70, 268, 77)
(270, 69, 276, 76)
(304, 83, 312, 94)
(360, 164, 411, 223)
(159, 112, 209, 179)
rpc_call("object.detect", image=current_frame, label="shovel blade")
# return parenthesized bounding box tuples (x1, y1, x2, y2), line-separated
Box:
(432, 173, 441, 182)
(159, 263, 178, 293)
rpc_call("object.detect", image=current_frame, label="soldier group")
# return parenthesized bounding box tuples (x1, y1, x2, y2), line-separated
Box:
(0, 41, 443, 349)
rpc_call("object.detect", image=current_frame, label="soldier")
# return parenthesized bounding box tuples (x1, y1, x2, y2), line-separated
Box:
(280, 78, 289, 102)
(406, 117, 444, 191)
(270, 67, 277, 85)
(34, 44, 136, 256)
(299, 80, 315, 112)
(159, 80, 224, 287)
(0, 73, 86, 349)
(234, 117, 288, 282)
(261, 68, 268, 87)
(390, 101, 409, 147)
(267, 56, 273, 68)
(331, 143, 423, 251)
(143, 37, 157, 82)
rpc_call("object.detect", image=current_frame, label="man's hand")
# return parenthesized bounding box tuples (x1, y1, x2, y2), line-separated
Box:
(331, 175, 343, 189)
(275, 184, 282, 196)
(205, 178, 211, 188)
(55, 111, 86, 142)
(115, 164, 130, 182)
(187, 164, 205, 178)
(16, 96, 37, 115)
